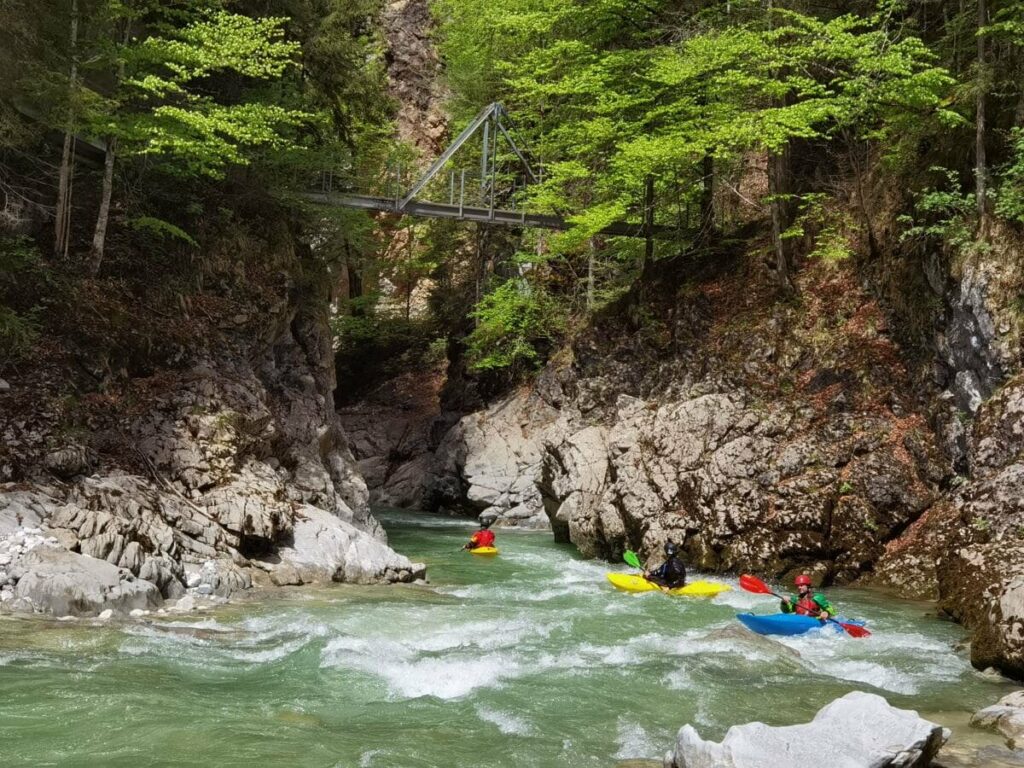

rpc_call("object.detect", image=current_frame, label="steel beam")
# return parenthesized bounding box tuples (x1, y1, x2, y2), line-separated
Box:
(302, 192, 672, 239)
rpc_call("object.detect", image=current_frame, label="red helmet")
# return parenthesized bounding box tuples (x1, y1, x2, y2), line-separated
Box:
(795, 574, 813, 587)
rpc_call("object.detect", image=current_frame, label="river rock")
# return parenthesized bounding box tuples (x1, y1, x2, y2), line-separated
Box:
(665, 691, 948, 768)
(270, 562, 303, 586)
(171, 595, 197, 612)
(278, 505, 425, 584)
(10, 546, 161, 616)
(933, 744, 1024, 768)
(0, 490, 54, 535)
(972, 691, 1024, 748)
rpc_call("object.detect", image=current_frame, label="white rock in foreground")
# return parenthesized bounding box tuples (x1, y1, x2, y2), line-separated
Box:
(665, 691, 948, 768)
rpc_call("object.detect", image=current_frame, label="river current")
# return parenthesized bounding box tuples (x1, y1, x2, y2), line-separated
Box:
(0, 510, 1015, 767)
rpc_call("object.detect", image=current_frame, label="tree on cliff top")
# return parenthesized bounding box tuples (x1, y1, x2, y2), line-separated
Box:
(435, 0, 954, 366)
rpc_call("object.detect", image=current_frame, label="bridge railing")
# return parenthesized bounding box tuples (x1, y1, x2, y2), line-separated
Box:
(312, 161, 539, 215)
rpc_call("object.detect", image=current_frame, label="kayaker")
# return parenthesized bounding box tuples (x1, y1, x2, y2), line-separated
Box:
(780, 574, 834, 620)
(645, 542, 687, 588)
(463, 516, 496, 550)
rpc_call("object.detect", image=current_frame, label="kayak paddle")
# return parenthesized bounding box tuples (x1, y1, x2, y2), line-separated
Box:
(738, 574, 871, 638)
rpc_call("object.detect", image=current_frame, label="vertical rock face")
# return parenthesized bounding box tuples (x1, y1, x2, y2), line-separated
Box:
(0, 241, 423, 616)
(880, 375, 1024, 679)
(422, 385, 560, 528)
(428, 257, 949, 578)
(382, 0, 449, 157)
(338, 369, 446, 510)
(873, 240, 1024, 680)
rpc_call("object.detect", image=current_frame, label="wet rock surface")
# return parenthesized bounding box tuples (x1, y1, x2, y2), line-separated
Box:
(664, 691, 948, 768)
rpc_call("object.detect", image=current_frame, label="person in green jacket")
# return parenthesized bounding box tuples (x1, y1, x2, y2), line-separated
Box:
(780, 574, 834, 620)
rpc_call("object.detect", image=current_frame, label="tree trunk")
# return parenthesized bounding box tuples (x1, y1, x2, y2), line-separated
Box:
(89, 136, 116, 276)
(765, 0, 796, 296)
(89, 21, 131, 276)
(54, 0, 79, 259)
(768, 147, 797, 296)
(700, 153, 715, 238)
(976, 0, 989, 228)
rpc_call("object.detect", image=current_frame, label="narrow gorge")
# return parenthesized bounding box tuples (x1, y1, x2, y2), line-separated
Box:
(2, 0, 1024, 765)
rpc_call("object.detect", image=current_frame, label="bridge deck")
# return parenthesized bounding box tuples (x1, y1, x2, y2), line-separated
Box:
(302, 192, 668, 239)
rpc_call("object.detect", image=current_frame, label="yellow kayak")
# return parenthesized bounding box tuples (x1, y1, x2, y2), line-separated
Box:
(605, 573, 731, 597)
(469, 546, 499, 556)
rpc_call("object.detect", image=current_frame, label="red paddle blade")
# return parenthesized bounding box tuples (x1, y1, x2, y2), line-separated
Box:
(837, 621, 871, 638)
(739, 574, 773, 595)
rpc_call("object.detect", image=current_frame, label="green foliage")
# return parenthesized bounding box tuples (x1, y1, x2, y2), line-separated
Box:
(996, 128, 1024, 224)
(98, 8, 307, 178)
(0, 306, 40, 358)
(0, 237, 45, 358)
(781, 193, 854, 262)
(465, 279, 564, 372)
(127, 216, 199, 246)
(436, 0, 954, 323)
(897, 168, 977, 250)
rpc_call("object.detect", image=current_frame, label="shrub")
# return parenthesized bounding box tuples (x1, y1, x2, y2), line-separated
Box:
(465, 279, 564, 373)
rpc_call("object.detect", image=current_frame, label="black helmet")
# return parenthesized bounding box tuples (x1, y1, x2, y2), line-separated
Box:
(480, 515, 496, 528)
(664, 541, 678, 556)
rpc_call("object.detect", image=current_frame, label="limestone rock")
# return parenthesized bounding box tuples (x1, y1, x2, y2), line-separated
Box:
(972, 691, 1024, 748)
(43, 444, 93, 479)
(278, 505, 425, 584)
(11, 547, 161, 616)
(933, 744, 1024, 768)
(424, 388, 560, 528)
(0, 490, 55, 535)
(665, 691, 947, 768)
(270, 563, 303, 586)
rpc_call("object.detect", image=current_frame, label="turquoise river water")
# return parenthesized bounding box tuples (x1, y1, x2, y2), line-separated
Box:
(0, 510, 1017, 767)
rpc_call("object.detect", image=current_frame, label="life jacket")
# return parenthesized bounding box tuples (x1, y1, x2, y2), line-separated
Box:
(470, 529, 495, 548)
(788, 592, 834, 616)
(793, 595, 820, 616)
(650, 556, 687, 588)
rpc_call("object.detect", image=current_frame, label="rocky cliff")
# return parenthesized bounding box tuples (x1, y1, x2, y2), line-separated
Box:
(0, 226, 424, 617)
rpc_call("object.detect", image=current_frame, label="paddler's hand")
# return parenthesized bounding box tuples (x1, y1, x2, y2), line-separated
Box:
(819, 611, 830, 621)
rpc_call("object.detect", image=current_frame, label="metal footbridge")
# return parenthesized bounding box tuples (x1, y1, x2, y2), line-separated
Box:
(307, 102, 662, 240)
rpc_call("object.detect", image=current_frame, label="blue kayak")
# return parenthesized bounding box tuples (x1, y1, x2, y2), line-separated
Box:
(736, 613, 866, 636)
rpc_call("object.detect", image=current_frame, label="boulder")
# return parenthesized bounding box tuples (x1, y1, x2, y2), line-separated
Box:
(972, 691, 1024, 748)
(423, 388, 559, 527)
(10, 546, 161, 616)
(665, 691, 947, 768)
(277, 505, 425, 584)
(0, 490, 55, 535)
(270, 562, 304, 586)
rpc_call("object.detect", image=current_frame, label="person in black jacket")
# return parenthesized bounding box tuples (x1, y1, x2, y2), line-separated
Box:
(646, 541, 687, 588)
